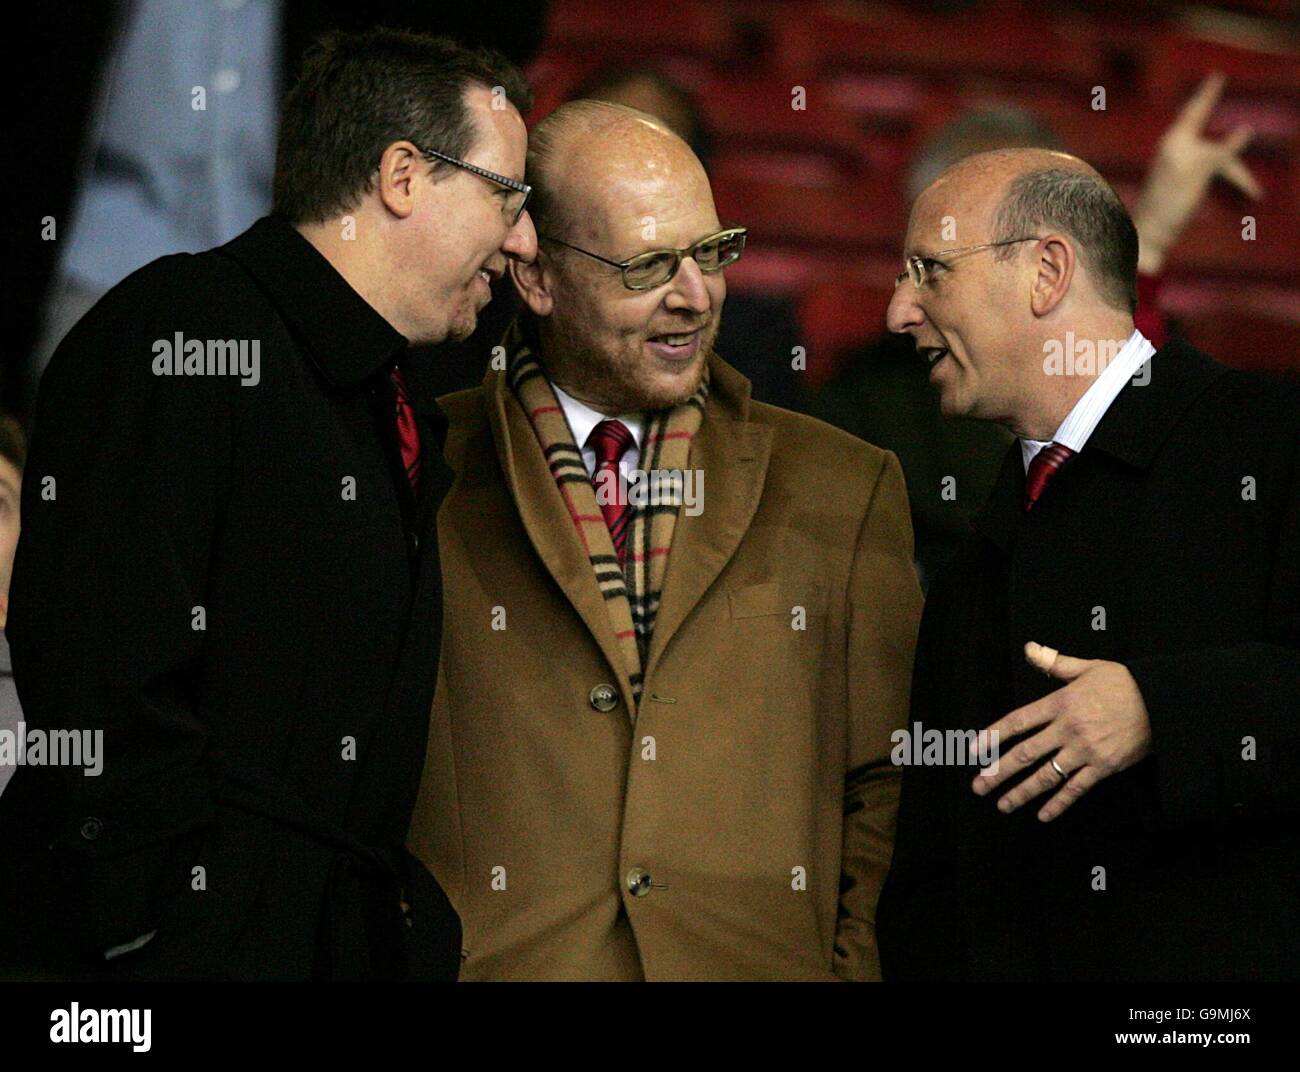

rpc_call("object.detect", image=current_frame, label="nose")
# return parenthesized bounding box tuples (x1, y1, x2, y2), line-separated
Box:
(503, 209, 538, 263)
(886, 282, 925, 336)
(664, 256, 711, 314)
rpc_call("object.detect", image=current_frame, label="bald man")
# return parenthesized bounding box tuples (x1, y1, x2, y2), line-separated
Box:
(876, 149, 1300, 981)
(405, 102, 923, 981)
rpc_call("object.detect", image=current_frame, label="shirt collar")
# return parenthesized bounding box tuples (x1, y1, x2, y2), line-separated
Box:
(1020, 328, 1155, 471)
(217, 216, 408, 388)
(550, 381, 645, 453)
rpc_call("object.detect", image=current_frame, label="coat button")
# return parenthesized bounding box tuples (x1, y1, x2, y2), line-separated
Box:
(626, 867, 652, 897)
(79, 817, 104, 841)
(589, 684, 618, 713)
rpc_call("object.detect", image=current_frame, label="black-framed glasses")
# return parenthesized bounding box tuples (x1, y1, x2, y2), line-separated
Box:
(416, 144, 532, 226)
(895, 236, 1043, 289)
(540, 227, 748, 291)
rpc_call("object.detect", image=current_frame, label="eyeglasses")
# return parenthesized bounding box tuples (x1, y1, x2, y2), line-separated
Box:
(540, 227, 748, 291)
(415, 144, 532, 226)
(894, 236, 1043, 289)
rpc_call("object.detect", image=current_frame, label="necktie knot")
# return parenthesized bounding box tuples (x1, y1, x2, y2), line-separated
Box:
(588, 419, 635, 468)
(587, 419, 635, 565)
(1024, 441, 1075, 511)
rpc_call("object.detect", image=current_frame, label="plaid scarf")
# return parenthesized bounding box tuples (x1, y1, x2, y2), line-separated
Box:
(504, 322, 708, 710)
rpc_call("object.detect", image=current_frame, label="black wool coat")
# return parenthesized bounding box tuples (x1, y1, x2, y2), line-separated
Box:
(877, 340, 1300, 982)
(0, 216, 460, 980)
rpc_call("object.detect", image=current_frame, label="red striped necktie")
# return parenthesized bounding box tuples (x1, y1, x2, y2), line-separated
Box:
(1024, 441, 1075, 511)
(390, 367, 421, 493)
(588, 419, 636, 563)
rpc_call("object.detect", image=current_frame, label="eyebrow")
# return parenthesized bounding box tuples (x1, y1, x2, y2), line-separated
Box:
(0, 477, 18, 498)
(623, 227, 730, 260)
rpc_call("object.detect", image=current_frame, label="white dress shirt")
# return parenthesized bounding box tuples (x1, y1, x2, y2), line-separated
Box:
(551, 382, 645, 480)
(1020, 329, 1156, 472)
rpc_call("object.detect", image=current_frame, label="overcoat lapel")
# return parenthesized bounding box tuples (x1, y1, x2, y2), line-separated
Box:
(485, 368, 637, 709)
(643, 358, 772, 683)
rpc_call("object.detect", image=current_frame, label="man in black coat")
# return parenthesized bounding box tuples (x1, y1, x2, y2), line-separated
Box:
(876, 147, 1299, 981)
(0, 29, 537, 980)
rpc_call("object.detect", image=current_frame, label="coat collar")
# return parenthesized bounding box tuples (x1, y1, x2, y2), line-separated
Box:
(972, 339, 1229, 553)
(217, 216, 408, 388)
(1083, 338, 1227, 469)
(485, 350, 772, 702)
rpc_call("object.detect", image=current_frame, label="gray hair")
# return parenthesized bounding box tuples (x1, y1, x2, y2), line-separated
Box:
(991, 167, 1138, 313)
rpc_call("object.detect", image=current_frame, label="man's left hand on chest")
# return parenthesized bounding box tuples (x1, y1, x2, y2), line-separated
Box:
(968, 642, 1153, 822)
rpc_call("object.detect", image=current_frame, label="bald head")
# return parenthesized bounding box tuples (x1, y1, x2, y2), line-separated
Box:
(919, 148, 1138, 313)
(509, 98, 728, 414)
(527, 100, 712, 246)
(888, 146, 1140, 437)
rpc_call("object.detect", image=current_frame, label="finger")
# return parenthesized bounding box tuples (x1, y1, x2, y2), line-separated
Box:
(1175, 71, 1226, 135)
(1023, 640, 1058, 674)
(1024, 641, 1094, 681)
(969, 697, 1058, 763)
(972, 722, 1062, 795)
(1220, 123, 1254, 157)
(996, 754, 1073, 814)
(1219, 154, 1263, 199)
(1037, 764, 1101, 822)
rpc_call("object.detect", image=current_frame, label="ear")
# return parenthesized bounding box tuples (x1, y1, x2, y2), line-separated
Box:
(1028, 234, 1075, 317)
(375, 141, 423, 220)
(510, 253, 554, 318)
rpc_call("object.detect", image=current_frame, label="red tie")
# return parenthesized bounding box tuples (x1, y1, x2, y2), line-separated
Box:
(390, 367, 420, 493)
(1024, 441, 1075, 511)
(588, 419, 635, 563)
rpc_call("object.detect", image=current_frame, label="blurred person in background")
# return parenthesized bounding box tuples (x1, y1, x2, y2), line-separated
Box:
(11, 0, 547, 417)
(811, 74, 1261, 587)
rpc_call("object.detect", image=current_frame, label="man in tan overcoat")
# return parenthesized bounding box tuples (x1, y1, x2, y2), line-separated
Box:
(407, 101, 922, 981)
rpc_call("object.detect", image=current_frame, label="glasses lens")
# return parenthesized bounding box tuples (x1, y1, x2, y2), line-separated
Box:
(694, 231, 746, 271)
(623, 252, 678, 290)
(907, 257, 925, 288)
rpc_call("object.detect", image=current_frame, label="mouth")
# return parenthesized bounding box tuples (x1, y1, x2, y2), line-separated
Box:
(919, 344, 951, 375)
(646, 327, 705, 362)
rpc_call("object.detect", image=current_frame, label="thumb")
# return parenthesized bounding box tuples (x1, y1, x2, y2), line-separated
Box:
(1024, 641, 1093, 680)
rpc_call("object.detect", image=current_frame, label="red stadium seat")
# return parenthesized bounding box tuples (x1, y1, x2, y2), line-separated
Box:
(1143, 29, 1300, 106)
(797, 280, 897, 386)
(541, 0, 737, 61)
(712, 162, 905, 252)
(773, 3, 1104, 91)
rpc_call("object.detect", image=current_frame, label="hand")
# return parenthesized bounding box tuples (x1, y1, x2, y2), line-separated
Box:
(969, 642, 1153, 821)
(1132, 72, 1261, 274)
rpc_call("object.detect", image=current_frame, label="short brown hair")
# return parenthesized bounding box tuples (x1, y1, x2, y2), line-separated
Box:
(273, 28, 533, 224)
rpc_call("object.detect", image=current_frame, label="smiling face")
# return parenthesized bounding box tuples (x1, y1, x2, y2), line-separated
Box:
(404, 84, 536, 345)
(515, 119, 727, 413)
(886, 173, 1036, 424)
